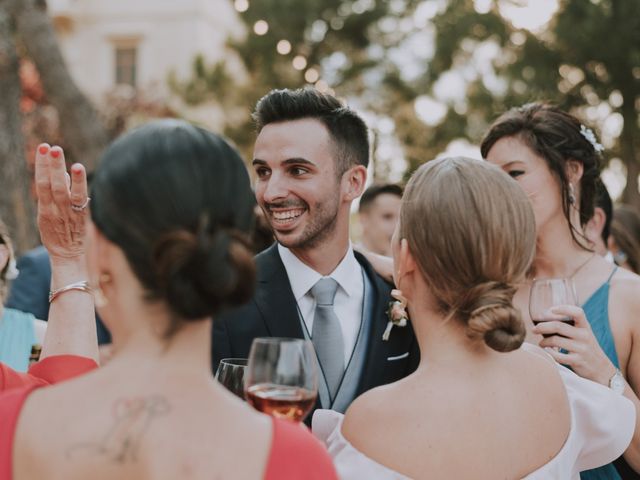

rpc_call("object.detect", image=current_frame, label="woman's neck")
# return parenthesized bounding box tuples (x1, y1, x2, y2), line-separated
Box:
(409, 300, 497, 370)
(108, 312, 214, 379)
(533, 212, 593, 279)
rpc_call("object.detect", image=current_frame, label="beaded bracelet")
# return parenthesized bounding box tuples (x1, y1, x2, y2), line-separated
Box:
(48, 280, 92, 303)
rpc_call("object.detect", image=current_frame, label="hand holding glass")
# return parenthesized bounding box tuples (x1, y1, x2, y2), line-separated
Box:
(245, 338, 318, 422)
(529, 278, 578, 337)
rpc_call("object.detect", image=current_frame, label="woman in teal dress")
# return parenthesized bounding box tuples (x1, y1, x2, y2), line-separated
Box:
(483, 103, 640, 478)
(0, 220, 46, 371)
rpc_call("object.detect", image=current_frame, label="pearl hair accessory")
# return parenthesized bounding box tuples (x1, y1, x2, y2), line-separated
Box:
(580, 125, 605, 154)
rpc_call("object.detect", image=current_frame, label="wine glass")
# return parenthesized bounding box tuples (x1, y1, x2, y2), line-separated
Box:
(215, 358, 248, 399)
(245, 338, 318, 422)
(529, 278, 578, 337)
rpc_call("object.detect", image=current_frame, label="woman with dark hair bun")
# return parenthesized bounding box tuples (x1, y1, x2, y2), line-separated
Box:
(482, 103, 640, 477)
(0, 120, 336, 480)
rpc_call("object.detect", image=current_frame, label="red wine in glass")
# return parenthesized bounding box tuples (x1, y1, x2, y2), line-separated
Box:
(529, 278, 578, 338)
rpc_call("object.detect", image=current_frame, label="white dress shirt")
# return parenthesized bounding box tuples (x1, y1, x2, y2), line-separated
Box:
(278, 243, 364, 366)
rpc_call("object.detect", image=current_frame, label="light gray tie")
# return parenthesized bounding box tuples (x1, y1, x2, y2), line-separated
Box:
(310, 277, 344, 401)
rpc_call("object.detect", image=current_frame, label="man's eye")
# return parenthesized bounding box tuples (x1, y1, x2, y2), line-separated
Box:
(255, 168, 270, 178)
(291, 167, 308, 176)
(508, 170, 524, 179)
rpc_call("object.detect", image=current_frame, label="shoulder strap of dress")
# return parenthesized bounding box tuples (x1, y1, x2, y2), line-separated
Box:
(606, 266, 618, 284)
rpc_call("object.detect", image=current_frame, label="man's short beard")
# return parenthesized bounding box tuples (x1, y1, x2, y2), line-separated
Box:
(277, 198, 340, 251)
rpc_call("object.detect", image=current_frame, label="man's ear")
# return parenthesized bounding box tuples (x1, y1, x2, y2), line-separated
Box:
(343, 165, 367, 202)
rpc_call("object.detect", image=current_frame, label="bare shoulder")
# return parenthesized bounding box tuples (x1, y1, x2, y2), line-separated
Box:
(610, 268, 640, 301)
(609, 268, 640, 331)
(514, 346, 565, 390)
(342, 382, 400, 441)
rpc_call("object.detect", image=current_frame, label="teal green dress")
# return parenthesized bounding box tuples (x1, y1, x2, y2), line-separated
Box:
(0, 307, 36, 372)
(580, 267, 631, 480)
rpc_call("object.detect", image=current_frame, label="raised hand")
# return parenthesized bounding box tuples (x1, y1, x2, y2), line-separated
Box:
(35, 143, 89, 261)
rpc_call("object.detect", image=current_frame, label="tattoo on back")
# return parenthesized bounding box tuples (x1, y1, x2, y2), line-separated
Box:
(66, 395, 171, 464)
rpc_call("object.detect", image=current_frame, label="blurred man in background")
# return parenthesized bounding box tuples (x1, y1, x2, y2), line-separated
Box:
(357, 184, 402, 257)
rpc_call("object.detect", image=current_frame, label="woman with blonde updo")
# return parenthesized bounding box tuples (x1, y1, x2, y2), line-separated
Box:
(313, 157, 634, 479)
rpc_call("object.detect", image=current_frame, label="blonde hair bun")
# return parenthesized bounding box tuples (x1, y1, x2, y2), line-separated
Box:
(465, 282, 526, 353)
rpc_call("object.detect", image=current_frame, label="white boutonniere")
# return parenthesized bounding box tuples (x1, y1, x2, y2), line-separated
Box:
(383, 289, 409, 341)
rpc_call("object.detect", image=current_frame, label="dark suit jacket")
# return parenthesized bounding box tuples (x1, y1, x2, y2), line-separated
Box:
(212, 244, 419, 416)
(6, 246, 50, 321)
(6, 246, 112, 345)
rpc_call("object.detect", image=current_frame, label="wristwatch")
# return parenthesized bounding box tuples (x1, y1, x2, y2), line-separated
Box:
(609, 368, 625, 395)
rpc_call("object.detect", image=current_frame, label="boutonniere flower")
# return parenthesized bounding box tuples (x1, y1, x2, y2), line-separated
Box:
(383, 289, 409, 341)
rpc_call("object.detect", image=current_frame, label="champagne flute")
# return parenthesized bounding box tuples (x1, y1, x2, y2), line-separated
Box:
(529, 278, 578, 337)
(245, 338, 318, 422)
(215, 358, 248, 399)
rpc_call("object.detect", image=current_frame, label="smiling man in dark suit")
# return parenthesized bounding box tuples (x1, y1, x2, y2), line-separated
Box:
(212, 88, 418, 415)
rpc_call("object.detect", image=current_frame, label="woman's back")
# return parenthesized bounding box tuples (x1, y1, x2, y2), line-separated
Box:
(12, 358, 272, 480)
(10, 352, 333, 480)
(342, 347, 570, 479)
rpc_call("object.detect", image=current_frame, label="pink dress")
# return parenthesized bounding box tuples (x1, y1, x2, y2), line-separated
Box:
(313, 347, 635, 479)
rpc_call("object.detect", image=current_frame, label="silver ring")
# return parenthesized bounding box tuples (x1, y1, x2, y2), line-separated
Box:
(71, 197, 91, 212)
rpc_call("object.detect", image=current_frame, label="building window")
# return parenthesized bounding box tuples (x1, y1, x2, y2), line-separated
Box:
(115, 46, 137, 87)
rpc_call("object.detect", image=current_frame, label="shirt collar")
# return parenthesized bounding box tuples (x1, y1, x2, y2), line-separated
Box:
(277, 243, 362, 301)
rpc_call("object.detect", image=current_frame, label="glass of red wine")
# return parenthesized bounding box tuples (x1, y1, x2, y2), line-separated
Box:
(529, 278, 578, 337)
(245, 338, 318, 422)
(215, 358, 248, 400)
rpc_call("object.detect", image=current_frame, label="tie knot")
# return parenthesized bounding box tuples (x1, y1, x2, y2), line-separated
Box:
(311, 277, 339, 306)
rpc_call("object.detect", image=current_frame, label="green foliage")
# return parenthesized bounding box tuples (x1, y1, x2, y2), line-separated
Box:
(394, 0, 640, 205)
(171, 0, 639, 203)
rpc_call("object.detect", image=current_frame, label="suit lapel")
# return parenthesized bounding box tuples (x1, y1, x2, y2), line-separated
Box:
(354, 252, 409, 397)
(253, 244, 305, 339)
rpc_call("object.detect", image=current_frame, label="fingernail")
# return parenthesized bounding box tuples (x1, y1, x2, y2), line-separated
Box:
(38, 145, 49, 155)
(50, 149, 61, 159)
(71, 164, 82, 174)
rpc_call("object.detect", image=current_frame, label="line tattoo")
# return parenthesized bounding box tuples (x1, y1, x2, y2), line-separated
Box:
(66, 395, 171, 464)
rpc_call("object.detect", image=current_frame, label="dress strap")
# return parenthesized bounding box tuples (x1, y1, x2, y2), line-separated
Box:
(606, 266, 618, 284)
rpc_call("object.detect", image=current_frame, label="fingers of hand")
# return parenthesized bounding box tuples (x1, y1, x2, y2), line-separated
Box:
(539, 334, 581, 353)
(49, 146, 70, 206)
(532, 320, 575, 338)
(550, 305, 588, 327)
(543, 347, 576, 366)
(69, 164, 88, 212)
(35, 143, 53, 205)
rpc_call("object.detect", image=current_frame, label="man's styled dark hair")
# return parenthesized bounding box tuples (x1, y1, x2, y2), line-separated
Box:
(594, 178, 612, 244)
(252, 88, 369, 176)
(359, 183, 403, 213)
